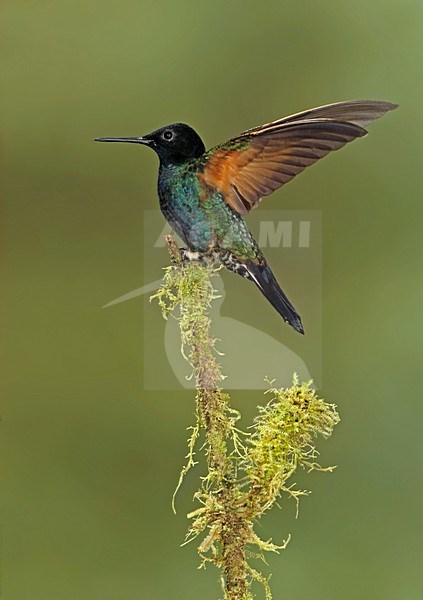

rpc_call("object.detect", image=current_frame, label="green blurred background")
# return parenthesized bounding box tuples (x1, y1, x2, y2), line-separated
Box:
(2, 1, 422, 598)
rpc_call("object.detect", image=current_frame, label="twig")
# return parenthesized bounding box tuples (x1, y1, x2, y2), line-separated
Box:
(150, 235, 340, 600)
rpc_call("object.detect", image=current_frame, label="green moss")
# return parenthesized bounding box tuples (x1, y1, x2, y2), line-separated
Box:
(245, 376, 340, 519)
(151, 237, 340, 600)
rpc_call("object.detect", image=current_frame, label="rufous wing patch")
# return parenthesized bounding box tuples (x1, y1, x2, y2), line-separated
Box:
(198, 100, 397, 216)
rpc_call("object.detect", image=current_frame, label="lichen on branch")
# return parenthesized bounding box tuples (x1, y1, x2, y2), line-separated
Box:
(151, 236, 340, 600)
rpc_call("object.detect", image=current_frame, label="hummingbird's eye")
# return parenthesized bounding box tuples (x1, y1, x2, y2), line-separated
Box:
(163, 130, 174, 141)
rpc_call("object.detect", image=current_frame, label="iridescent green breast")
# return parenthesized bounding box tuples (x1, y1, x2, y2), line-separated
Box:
(157, 161, 260, 260)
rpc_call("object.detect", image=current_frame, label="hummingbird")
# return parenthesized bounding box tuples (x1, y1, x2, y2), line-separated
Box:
(95, 100, 397, 334)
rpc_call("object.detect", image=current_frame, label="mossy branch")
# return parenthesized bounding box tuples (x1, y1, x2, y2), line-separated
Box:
(150, 235, 340, 600)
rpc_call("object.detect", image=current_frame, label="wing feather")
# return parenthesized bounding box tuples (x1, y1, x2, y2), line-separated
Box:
(200, 101, 397, 215)
(243, 99, 398, 132)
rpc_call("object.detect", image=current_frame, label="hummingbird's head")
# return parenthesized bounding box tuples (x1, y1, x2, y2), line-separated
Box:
(95, 123, 206, 166)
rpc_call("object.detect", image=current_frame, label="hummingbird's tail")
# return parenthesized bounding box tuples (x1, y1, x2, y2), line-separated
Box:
(245, 261, 304, 334)
(218, 250, 304, 334)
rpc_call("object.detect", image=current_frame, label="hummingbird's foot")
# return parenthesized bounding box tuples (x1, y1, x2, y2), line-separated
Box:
(181, 248, 200, 264)
(180, 248, 216, 267)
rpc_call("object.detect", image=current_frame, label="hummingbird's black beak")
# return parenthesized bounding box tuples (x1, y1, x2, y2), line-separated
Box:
(94, 136, 153, 145)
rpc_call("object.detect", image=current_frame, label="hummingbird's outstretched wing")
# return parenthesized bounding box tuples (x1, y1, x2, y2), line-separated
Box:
(200, 100, 397, 215)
